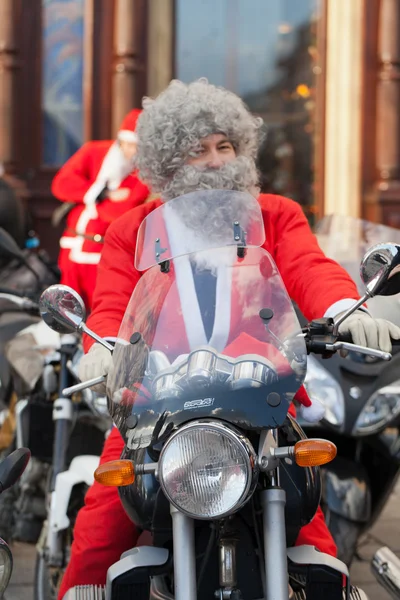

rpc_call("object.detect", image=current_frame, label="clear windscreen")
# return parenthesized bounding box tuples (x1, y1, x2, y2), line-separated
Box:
(108, 245, 307, 449)
(315, 215, 400, 324)
(135, 190, 266, 271)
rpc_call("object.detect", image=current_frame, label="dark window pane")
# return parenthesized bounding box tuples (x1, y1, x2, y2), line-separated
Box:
(42, 0, 85, 167)
(176, 0, 320, 219)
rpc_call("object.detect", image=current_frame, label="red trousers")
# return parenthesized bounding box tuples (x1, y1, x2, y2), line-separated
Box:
(58, 248, 97, 311)
(58, 427, 337, 599)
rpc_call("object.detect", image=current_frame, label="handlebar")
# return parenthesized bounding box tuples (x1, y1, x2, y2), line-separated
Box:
(0, 292, 39, 315)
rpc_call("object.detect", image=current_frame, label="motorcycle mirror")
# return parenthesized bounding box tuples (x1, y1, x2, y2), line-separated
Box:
(0, 448, 31, 493)
(360, 243, 400, 297)
(0, 226, 26, 261)
(39, 284, 114, 352)
(39, 284, 87, 334)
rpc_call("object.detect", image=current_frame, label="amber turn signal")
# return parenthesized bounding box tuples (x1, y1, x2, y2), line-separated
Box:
(94, 460, 135, 486)
(293, 439, 337, 467)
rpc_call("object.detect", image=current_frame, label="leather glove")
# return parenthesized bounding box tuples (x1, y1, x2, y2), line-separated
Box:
(78, 342, 114, 394)
(337, 310, 400, 354)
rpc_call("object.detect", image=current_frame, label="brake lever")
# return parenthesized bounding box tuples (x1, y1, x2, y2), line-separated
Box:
(325, 341, 392, 361)
(62, 375, 106, 397)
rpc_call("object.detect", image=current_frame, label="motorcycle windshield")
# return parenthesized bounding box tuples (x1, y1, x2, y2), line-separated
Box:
(108, 192, 307, 449)
(135, 190, 266, 271)
(315, 215, 400, 323)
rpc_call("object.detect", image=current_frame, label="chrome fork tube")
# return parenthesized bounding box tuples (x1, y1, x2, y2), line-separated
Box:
(261, 467, 289, 600)
(170, 505, 197, 600)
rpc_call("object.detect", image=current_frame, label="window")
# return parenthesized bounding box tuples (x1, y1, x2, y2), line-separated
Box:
(176, 0, 322, 219)
(42, 0, 85, 166)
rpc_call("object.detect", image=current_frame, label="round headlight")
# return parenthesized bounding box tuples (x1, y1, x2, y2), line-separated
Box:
(304, 355, 344, 427)
(159, 420, 257, 519)
(353, 380, 400, 435)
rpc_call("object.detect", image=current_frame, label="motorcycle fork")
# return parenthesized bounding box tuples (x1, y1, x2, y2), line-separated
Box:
(46, 344, 75, 566)
(261, 466, 290, 600)
(170, 504, 196, 600)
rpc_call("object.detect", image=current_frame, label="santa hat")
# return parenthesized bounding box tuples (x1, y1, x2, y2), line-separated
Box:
(117, 109, 141, 144)
(81, 108, 142, 209)
(135, 78, 263, 194)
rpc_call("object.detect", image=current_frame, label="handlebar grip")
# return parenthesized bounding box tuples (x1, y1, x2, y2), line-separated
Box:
(338, 332, 400, 346)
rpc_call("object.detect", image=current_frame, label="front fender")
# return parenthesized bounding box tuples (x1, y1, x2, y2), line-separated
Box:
(322, 457, 371, 523)
(48, 455, 99, 535)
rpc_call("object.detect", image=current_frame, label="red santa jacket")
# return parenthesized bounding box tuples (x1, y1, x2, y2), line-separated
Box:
(84, 193, 360, 352)
(52, 140, 151, 263)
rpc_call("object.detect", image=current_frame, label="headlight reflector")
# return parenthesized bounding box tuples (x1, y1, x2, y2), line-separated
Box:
(353, 381, 400, 434)
(159, 420, 257, 519)
(304, 355, 344, 427)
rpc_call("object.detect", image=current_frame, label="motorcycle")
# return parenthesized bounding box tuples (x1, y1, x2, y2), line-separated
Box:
(0, 446, 31, 598)
(38, 190, 396, 600)
(0, 220, 111, 589)
(0, 226, 59, 542)
(371, 546, 400, 599)
(296, 215, 400, 565)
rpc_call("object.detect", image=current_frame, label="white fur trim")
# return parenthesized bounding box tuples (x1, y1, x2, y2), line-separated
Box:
(60, 236, 80, 249)
(118, 130, 138, 143)
(324, 298, 370, 319)
(298, 398, 326, 423)
(164, 212, 233, 352)
(83, 142, 133, 205)
(68, 249, 101, 264)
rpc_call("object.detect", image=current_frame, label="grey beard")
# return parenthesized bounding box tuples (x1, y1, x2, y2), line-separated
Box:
(161, 155, 260, 202)
(164, 159, 261, 245)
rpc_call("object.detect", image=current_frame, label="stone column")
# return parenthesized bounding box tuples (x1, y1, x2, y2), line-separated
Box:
(0, 0, 20, 168)
(323, 0, 364, 217)
(376, 0, 400, 187)
(147, 0, 173, 97)
(112, 0, 146, 135)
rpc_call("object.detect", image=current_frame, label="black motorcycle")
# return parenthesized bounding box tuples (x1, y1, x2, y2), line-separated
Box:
(0, 225, 110, 599)
(371, 546, 400, 599)
(38, 190, 393, 600)
(0, 447, 31, 597)
(296, 215, 400, 565)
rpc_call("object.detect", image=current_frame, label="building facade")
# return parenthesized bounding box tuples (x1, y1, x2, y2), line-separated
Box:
(0, 0, 398, 258)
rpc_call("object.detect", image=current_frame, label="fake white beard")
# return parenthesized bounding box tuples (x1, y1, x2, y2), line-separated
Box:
(161, 155, 260, 202)
(98, 143, 136, 191)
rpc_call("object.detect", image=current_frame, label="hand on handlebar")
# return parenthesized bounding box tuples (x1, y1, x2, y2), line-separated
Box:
(337, 310, 400, 356)
(78, 343, 114, 394)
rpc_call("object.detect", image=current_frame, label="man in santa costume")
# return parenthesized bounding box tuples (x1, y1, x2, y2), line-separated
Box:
(58, 79, 400, 598)
(52, 109, 152, 309)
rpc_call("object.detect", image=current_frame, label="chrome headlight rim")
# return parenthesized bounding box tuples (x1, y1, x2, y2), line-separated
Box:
(352, 383, 400, 436)
(158, 419, 258, 520)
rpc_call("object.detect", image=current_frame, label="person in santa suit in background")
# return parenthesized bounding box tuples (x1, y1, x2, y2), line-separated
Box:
(58, 79, 400, 598)
(52, 109, 152, 310)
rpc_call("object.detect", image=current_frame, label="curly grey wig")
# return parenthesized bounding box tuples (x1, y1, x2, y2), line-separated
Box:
(135, 78, 263, 197)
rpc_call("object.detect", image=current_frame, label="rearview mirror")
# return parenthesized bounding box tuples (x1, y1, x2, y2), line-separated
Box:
(39, 284, 114, 352)
(39, 284, 86, 334)
(360, 243, 400, 297)
(0, 227, 26, 261)
(0, 448, 31, 493)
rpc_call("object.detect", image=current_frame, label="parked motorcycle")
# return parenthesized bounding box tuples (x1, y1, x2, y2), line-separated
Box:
(296, 215, 400, 566)
(0, 446, 31, 598)
(37, 191, 392, 600)
(371, 546, 400, 599)
(0, 227, 59, 542)
(32, 330, 112, 600)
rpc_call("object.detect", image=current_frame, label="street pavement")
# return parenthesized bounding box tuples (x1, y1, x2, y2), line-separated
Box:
(4, 480, 400, 599)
